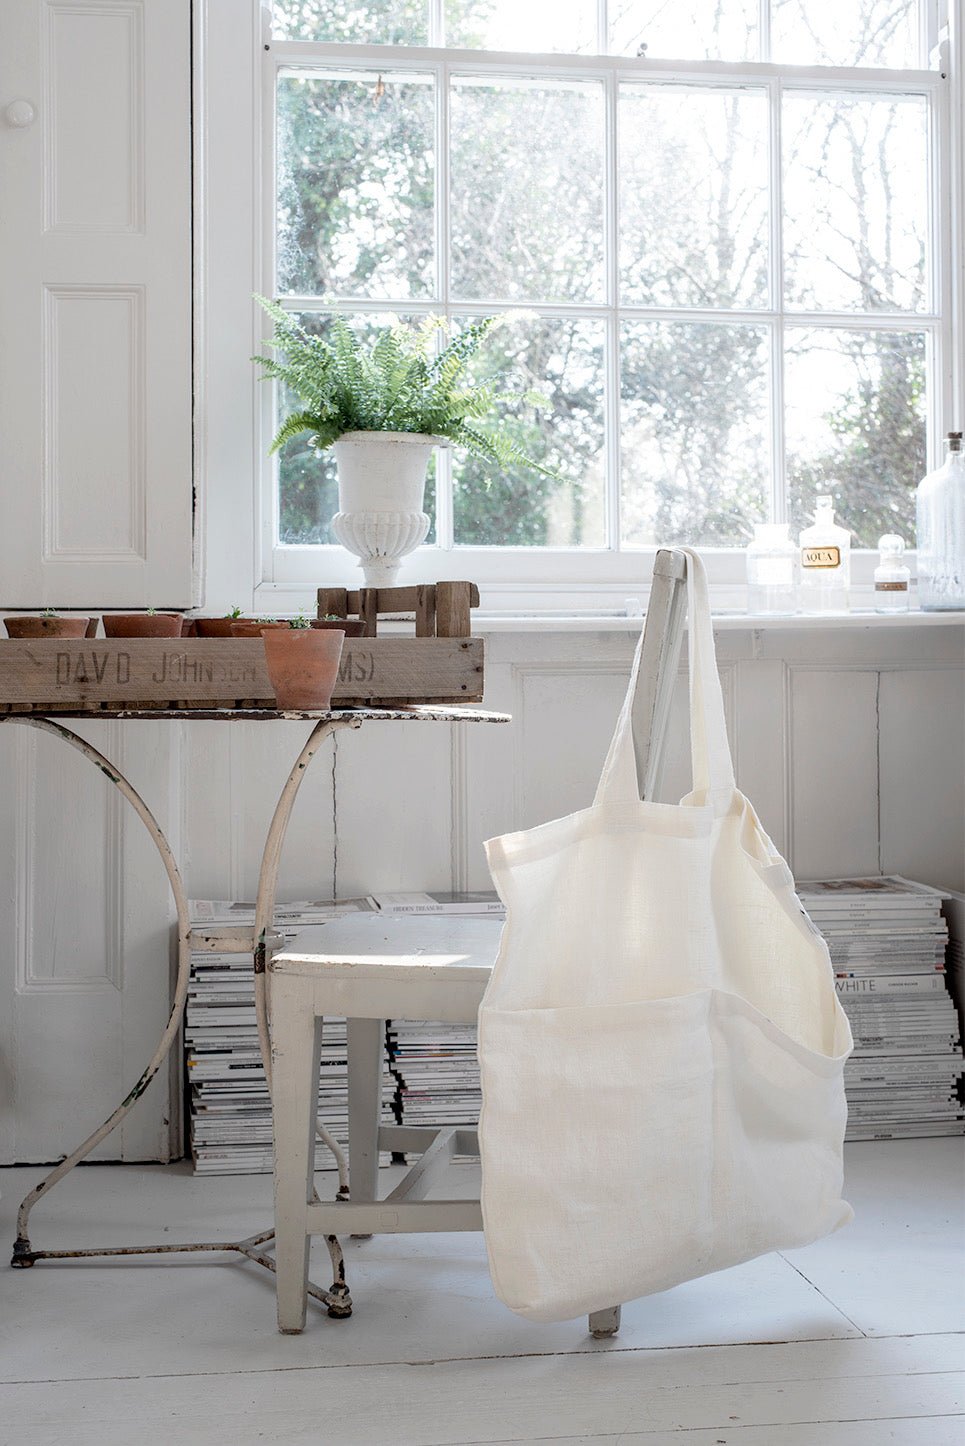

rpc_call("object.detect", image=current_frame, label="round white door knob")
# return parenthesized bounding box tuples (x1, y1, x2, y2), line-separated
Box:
(4, 100, 36, 128)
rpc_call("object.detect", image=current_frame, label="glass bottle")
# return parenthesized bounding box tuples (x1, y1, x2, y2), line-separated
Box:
(874, 534, 910, 613)
(746, 523, 796, 615)
(916, 432, 965, 611)
(798, 496, 851, 613)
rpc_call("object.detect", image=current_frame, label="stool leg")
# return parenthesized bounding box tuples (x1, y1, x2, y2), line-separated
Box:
(272, 985, 323, 1334)
(347, 1018, 385, 1214)
(589, 1306, 621, 1338)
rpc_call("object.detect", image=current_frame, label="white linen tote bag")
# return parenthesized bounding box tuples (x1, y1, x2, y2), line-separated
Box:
(478, 548, 853, 1323)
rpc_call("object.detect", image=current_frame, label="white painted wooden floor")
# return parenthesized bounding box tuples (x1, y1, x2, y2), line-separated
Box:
(0, 1140, 962, 1445)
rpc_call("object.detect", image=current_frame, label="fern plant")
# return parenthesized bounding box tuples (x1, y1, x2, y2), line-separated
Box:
(252, 298, 558, 478)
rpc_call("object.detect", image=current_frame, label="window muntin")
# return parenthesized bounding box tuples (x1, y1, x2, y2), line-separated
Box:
(609, 1, 761, 62)
(770, 0, 924, 69)
(618, 84, 769, 310)
(272, 1, 429, 47)
(276, 69, 435, 299)
(271, 0, 933, 66)
(445, 0, 599, 54)
(784, 327, 928, 538)
(782, 91, 929, 314)
(620, 320, 771, 546)
(451, 315, 607, 546)
(450, 76, 606, 304)
(266, 2, 947, 568)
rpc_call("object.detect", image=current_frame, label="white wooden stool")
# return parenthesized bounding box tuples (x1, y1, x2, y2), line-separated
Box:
(269, 914, 623, 1338)
(269, 551, 692, 1338)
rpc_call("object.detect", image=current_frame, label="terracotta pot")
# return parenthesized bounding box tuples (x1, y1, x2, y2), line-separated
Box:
(4, 615, 91, 639)
(311, 618, 367, 638)
(102, 613, 183, 638)
(262, 627, 345, 710)
(230, 620, 289, 637)
(194, 617, 239, 637)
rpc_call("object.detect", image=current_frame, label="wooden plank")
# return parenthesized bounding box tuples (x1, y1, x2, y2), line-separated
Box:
(320, 582, 479, 630)
(436, 581, 472, 638)
(336, 638, 484, 704)
(316, 588, 347, 620)
(305, 1198, 484, 1234)
(0, 638, 484, 707)
(4, 1352, 960, 1443)
(345, 586, 411, 612)
(358, 589, 379, 637)
(415, 584, 436, 637)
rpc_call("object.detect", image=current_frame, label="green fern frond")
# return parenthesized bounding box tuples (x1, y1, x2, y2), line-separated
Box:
(268, 409, 323, 455)
(252, 296, 560, 482)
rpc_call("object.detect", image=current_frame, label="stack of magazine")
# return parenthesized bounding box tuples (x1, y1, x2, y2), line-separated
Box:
(369, 892, 505, 1137)
(943, 891, 965, 1037)
(385, 1021, 483, 1128)
(798, 877, 965, 1141)
(186, 880, 962, 1169)
(185, 898, 395, 1176)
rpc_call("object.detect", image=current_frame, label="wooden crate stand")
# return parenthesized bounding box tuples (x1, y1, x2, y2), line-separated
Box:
(317, 582, 480, 640)
(0, 584, 485, 710)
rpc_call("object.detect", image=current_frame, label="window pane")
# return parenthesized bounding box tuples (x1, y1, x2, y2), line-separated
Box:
(783, 92, 927, 314)
(446, 0, 598, 52)
(275, 313, 436, 546)
(620, 85, 768, 309)
(276, 70, 435, 299)
(771, 0, 921, 68)
(452, 317, 605, 546)
(785, 328, 926, 548)
(610, 1, 759, 61)
(450, 77, 605, 303)
(621, 322, 769, 546)
(271, 1, 428, 45)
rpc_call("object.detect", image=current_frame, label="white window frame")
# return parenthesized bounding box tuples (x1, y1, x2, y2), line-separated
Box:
(195, 0, 963, 614)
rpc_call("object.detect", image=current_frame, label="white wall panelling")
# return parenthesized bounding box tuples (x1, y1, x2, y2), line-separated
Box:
(43, 284, 146, 561)
(0, 0, 192, 606)
(43, 1, 144, 234)
(13, 723, 124, 995)
(787, 668, 882, 881)
(0, 718, 180, 1164)
(0, 623, 962, 1162)
(334, 722, 456, 901)
(879, 667, 965, 890)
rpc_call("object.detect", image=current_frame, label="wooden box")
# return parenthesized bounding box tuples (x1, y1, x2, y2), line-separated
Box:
(0, 636, 484, 710)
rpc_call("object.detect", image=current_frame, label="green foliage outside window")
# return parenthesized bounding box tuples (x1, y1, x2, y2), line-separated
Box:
(271, 1, 931, 551)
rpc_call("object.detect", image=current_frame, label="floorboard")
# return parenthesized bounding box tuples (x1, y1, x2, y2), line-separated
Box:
(0, 1138, 961, 1444)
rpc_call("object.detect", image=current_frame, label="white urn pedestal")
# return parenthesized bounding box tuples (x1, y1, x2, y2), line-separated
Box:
(331, 431, 444, 587)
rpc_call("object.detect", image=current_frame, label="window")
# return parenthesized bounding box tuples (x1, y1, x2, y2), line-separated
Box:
(239, 1, 956, 602)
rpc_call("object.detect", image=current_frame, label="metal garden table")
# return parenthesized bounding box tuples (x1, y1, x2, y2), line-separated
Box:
(4, 703, 509, 1316)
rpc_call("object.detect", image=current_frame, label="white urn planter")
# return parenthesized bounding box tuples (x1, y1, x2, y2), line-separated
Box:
(331, 430, 446, 587)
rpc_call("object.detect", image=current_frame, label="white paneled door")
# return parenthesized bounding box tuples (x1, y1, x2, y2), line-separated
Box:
(0, 0, 193, 1165)
(0, 0, 193, 608)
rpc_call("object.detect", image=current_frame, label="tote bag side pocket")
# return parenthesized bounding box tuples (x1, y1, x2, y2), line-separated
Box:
(708, 989, 853, 1263)
(478, 993, 719, 1322)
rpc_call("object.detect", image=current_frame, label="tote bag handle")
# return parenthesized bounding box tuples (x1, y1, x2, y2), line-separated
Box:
(594, 547, 735, 807)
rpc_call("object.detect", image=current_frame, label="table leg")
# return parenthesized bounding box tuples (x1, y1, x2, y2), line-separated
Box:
(253, 716, 361, 1197)
(3, 717, 193, 1269)
(4, 714, 355, 1319)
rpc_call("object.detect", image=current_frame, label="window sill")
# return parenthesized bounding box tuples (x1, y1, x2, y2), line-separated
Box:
(465, 607, 965, 634)
(454, 607, 965, 636)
